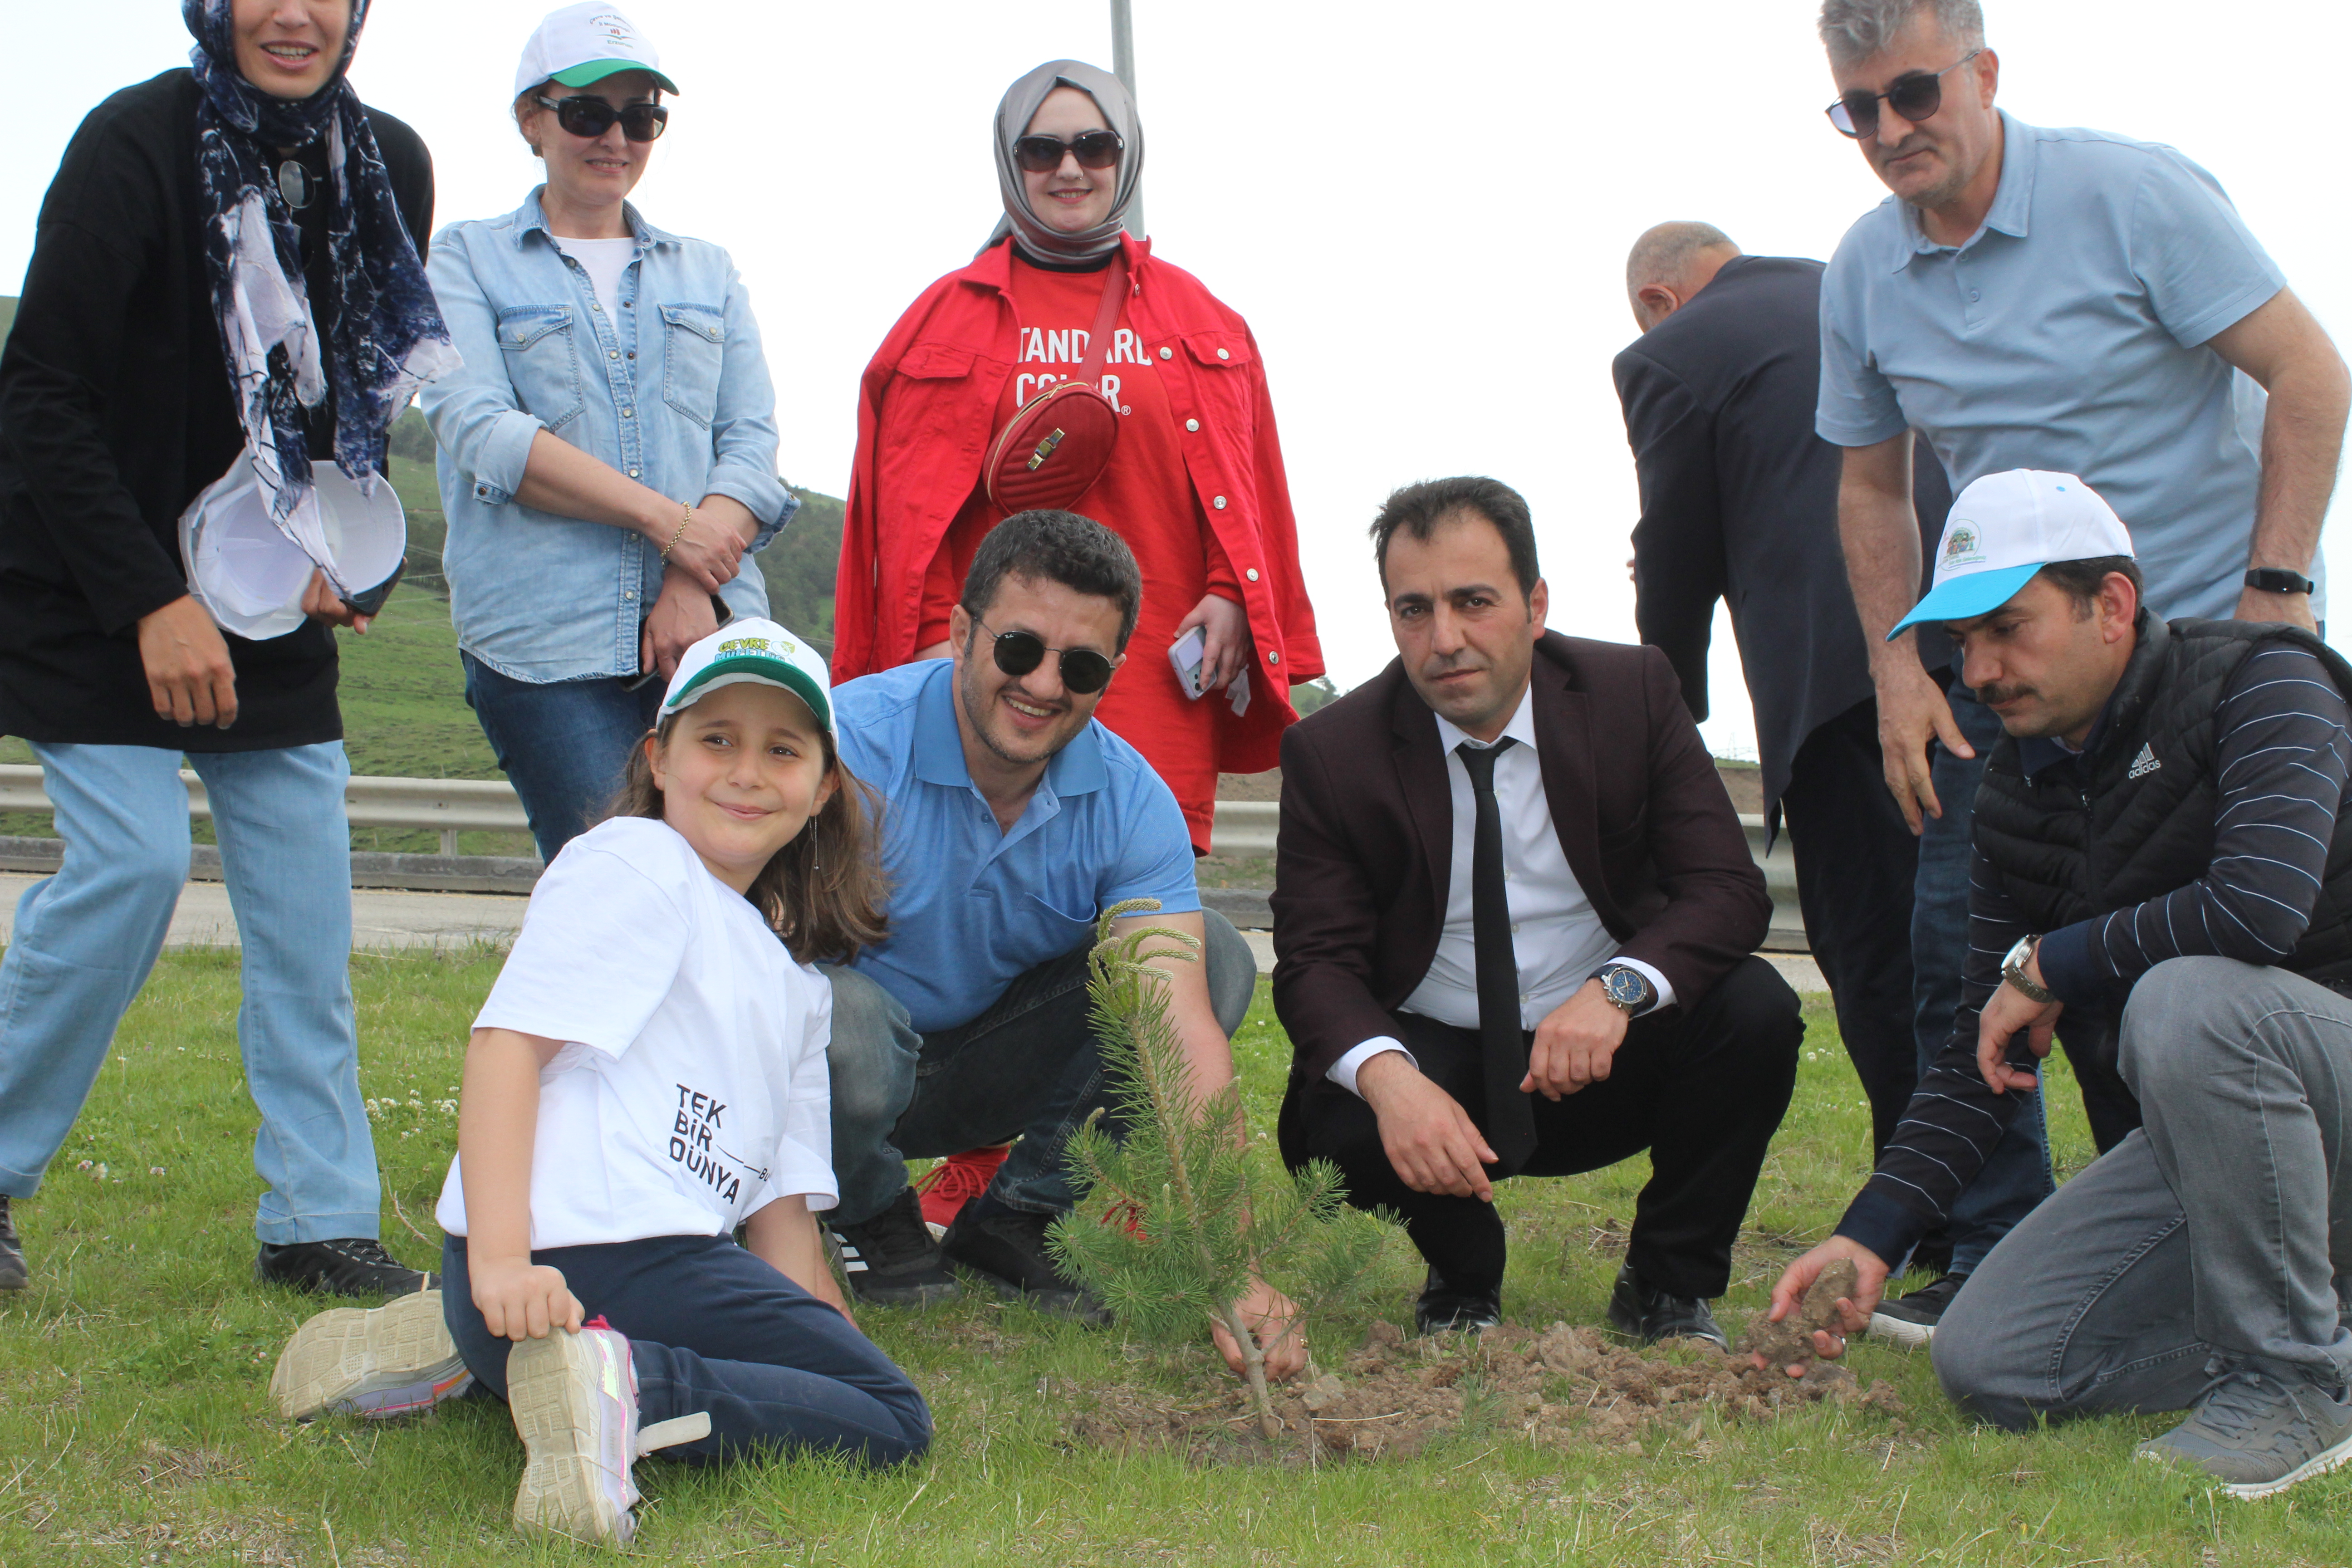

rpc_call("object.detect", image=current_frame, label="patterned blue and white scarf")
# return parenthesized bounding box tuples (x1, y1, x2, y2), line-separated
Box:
(184, 0, 456, 538)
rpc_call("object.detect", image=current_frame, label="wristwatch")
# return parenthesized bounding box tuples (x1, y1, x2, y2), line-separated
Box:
(2000, 936, 2056, 1004)
(1596, 964, 1654, 1017)
(2246, 568, 2318, 596)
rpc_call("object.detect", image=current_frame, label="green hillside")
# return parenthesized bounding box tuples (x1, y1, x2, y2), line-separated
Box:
(0, 294, 15, 343)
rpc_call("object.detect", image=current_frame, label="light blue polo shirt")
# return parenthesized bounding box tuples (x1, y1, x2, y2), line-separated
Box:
(1817, 110, 2315, 622)
(833, 659, 1201, 1034)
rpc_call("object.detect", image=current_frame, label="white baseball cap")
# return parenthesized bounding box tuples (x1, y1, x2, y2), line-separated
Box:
(660, 619, 834, 733)
(513, 4, 679, 98)
(178, 454, 407, 640)
(1889, 469, 2136, 638)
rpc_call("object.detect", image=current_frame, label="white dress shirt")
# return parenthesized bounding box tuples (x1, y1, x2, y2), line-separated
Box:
(1328, 690, 1676, 1096)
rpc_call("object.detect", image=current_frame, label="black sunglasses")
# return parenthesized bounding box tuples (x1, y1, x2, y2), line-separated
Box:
(977, 618, 1115, 695)
(537, 94, 669, 143)
(1012, 130, 1124, 173)
(1826, 50, 1981, 139)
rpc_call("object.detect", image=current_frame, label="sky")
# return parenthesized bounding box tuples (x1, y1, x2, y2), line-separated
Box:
(8, 1, 2347, 762)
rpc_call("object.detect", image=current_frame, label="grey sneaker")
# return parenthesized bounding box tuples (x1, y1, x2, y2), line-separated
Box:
(2136, 1364, 2352, 1499)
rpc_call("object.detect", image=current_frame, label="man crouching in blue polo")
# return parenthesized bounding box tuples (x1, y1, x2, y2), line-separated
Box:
(1771, 468, 2352, 1499)
(814, 508, 1305, 1386)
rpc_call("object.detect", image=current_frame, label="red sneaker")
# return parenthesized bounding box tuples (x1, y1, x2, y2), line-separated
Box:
(912, 1145, 1012, 1234)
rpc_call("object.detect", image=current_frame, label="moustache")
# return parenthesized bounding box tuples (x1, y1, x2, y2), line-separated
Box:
(1977, 683, 2034, 707)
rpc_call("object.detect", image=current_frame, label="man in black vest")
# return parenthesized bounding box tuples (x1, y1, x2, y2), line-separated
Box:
(1769, 469, 2352, 1499)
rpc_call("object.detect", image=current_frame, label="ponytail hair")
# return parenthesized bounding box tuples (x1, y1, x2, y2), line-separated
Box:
(608, 719, 890, 964)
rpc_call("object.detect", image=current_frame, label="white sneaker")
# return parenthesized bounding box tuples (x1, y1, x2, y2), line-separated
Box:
(270, 1288, 473, 1421)
(506, 1321, 709, 1546)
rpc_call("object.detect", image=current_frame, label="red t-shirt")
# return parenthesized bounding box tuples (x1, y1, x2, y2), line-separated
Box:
(919, 255, 1240, 850)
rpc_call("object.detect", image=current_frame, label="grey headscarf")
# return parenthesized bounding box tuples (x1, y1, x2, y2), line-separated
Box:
(984, 59, 1145, 263)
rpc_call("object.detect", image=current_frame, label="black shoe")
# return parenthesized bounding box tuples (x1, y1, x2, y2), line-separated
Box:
(1605, 1261, 1726, 1349)
(940, 1203, 1109, 1324)
(255, 1238, 435, 1299)
(1868, 1272, 1966, 1349)
(1414, 1268, 1501, 1336)
(828, 1187, 962, 1308)
(0, 1196, 25, 1293)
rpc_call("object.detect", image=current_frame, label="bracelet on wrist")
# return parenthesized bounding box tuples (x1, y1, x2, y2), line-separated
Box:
(660, 504, 694, 563)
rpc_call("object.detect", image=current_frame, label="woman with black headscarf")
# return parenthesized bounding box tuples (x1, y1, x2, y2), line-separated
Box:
(0, 0, 453, 1300)
(834, 60, 1324, 858)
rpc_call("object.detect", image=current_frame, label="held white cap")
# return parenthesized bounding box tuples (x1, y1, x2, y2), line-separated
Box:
(1890, 469, 2136, 637)
(659, 619, 833, 734)
(514, 4, 679, 98)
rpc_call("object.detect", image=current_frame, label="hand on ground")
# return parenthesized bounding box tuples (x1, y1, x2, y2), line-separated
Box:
(1761, 1238, 1888, 1371)
(470, 1255, 585, 1342)
(1357, 1052, 1496, 1201)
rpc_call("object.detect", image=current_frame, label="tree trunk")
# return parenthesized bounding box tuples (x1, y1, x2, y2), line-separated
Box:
(1218, 1300, 1281, 1444)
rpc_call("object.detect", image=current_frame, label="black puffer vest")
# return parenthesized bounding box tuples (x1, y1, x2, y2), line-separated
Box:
(1972, 617, 2352, 995)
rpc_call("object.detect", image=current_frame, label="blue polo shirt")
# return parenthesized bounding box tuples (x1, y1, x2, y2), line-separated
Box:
(833, 659, 1201, 1034)
(1817, 111, 2315, 623)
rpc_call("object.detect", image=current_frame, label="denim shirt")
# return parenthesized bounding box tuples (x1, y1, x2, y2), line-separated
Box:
(421, 190, 796, 681)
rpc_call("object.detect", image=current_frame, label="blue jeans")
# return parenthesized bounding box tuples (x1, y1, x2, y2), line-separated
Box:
(441, 1233, 931, 1468)
(461, 652, 661, 864)
(823, 911, 1259, 1226)
(0, 741, 378, 1242)
(1913, 680, 2053, 1275)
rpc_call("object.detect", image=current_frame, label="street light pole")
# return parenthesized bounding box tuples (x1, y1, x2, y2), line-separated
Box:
(1109, 0, 1143, 236)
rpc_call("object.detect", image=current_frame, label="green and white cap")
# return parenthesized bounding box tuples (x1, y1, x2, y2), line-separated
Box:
(660, 619, 833, 733)
(514, 4, 680, 98)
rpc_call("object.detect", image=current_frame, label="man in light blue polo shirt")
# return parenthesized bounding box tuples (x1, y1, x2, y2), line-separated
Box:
(816, 510, 1301, 1379)
(1811, 0, 2351, 1342)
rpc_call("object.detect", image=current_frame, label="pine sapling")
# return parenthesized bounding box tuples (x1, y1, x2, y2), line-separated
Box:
(1049, 900, 1383, 1443)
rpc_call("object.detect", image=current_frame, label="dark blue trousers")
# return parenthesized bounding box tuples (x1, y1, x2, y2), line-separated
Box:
(441, 1233, 931, 1468)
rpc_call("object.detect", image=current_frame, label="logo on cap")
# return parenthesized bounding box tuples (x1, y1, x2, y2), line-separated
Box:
(718, 635, 794, 657)
(1943, 524, 1986, 568)
(590, 11, 636, 42)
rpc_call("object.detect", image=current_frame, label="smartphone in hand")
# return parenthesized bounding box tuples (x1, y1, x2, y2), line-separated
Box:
(1168, 625, 1208, 700)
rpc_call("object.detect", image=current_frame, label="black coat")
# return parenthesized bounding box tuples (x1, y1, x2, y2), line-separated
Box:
(1612, 254, 1952, 813)
(0, 69, 431, 750)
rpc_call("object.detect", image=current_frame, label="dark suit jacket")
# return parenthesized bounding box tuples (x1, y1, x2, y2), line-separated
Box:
(1269, 631, 1771, 1095)
(1612, 255, 1954, 815)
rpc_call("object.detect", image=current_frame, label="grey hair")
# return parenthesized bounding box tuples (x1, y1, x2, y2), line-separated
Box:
(1625, 222, 1739, 304)
(1818, 0, 1984, 69)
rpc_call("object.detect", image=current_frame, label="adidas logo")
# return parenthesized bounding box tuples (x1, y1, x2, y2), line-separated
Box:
(830, 1232, 868, 1274)
(2127, 744, 2161, 780)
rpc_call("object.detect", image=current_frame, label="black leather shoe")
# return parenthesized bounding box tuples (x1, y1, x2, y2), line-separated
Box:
(0, 1196, 26, 1292)
(1604, 1261, 1725, 1349)
(828, 1187, 962, 1308)
(940, 1204, 1110, 1324)
(255, 1238, 435, 1299)
(1414, 1269, 1501, 1336)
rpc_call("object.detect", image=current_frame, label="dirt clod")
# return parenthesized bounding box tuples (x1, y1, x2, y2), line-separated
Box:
(1737, 1258, 1859, 1373)
(1070, 1313, 1902, 1463)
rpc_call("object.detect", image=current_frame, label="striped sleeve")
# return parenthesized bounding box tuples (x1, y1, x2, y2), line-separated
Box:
(1834, 846, 2037, 1262)
(2036, 644, 2352, 1001)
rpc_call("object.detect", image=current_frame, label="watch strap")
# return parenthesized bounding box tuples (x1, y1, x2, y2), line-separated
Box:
(2000, 936, 2057, 1005)
(2245, 567, 2317, 596)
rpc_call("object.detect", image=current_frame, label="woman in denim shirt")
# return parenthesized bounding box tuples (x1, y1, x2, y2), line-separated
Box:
(421, 5, 794, 861)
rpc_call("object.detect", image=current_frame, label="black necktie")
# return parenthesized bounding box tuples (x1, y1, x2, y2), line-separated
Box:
(1456, 738, 1535, 1174)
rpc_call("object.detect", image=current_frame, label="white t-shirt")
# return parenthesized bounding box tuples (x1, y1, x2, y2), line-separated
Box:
(551, 235, 637, 323)
(435, 816, 836, 1251)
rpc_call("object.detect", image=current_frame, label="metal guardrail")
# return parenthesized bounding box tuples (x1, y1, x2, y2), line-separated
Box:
(0, 767, 1808, 949)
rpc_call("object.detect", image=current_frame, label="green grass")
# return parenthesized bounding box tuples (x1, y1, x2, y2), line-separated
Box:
(3, 965, 2347, 1565)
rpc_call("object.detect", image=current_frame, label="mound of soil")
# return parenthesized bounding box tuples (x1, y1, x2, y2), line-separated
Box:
(1072, 1313, 1902, 1463)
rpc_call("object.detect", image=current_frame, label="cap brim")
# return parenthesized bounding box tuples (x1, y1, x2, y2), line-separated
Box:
(551, 59, 681, 94)
(1887, 562, 2043, 640)
(662, 658, 831, 732)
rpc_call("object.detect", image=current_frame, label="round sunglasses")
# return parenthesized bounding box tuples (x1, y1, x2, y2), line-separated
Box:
(976, 618, 1115, 695)
(537, 94, 670, 144)
(1825, 50, 1981, 139)
(1012, 130, 1124, 174)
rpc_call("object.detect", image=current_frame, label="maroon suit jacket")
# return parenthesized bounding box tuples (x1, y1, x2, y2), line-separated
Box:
(1270, 631, 1770, 1091)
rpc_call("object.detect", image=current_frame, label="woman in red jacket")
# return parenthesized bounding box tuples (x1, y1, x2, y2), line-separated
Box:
(833, 58, 1320, 856)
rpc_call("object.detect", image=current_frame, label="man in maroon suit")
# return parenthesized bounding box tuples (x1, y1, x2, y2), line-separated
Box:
(1272, 476, 1802, 1342)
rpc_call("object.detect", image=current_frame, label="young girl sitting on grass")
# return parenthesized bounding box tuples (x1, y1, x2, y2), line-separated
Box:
(270, 619, 929, 1545)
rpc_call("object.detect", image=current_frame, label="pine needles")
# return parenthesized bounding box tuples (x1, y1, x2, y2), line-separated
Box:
(1048, 900, 1385, 1442)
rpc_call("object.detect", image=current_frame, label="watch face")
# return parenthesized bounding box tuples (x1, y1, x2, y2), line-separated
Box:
(1603, 968, 1647, 1007)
